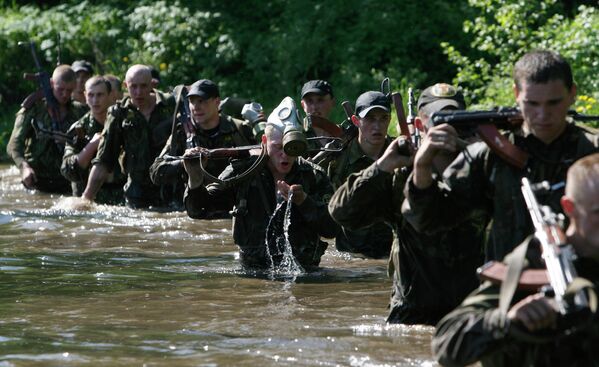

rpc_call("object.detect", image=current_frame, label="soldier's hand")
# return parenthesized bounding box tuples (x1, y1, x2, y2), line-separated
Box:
(507, 293, 558, 332)
(20, 163, 37, 190)
(376, 136, 415, 173)
(182, 147, 207, 189)
(276, 181, 307, 205)
(414, 123, 458, 168)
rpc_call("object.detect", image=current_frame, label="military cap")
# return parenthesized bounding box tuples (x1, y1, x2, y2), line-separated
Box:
(71, 60, 94, 75)
(188, 79, 219, 99)
(417, 83, 465, 116)
(301, 80, 334, 99)
(355, 91, 390, 118)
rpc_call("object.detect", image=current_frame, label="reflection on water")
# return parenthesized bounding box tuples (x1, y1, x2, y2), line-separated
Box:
(0, 164, 437, 366)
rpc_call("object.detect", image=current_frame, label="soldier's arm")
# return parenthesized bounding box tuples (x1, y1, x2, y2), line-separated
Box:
(432, 282, 509, 366)
(402, 141, 491, 234)
(8, 109, 37, 188)
(82, 163, 109, 201)
(328, 162, 401, 230)
(150, 131, 185, 185)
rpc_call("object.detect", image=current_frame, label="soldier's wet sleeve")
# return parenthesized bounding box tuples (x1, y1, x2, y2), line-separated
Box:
(432, 282, 509, 366)
(149, 132, 185, 185)
(402, 142, 491, 234)
(328, 163, 398, 230)
(92, 107, 122, 170)
(184, 163, 236, 219)
(7, 108, 32, 168)
(296, 168, 339, 239)
(61, 122, 87, 182)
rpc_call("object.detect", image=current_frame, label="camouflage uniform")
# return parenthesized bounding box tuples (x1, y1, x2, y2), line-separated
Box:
(316, 137, 393, 258)
(149, 114, 256, 209)
(432, 242, 599, 367)
(403, 123, 598, 262)
(329, 163, 487, 325)
(92, 90, 175, 208)
(185, 156, 338, 269)
(7, 98, 87, 193)
(61, 112, 126, 205)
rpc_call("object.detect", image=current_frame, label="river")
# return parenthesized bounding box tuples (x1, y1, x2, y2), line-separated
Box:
(0, 164, 437, 366)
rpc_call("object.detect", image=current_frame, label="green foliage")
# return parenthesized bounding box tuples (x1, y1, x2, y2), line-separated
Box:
(443, 0, 599, 114)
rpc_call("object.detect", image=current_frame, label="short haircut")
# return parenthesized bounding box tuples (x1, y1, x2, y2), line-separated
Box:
(513, 50, 573, 90)
(85, 75, 112, 93)
(104, 74, 122, 92)
(52, 64, 76, 83)
(566, 153, 599, 203)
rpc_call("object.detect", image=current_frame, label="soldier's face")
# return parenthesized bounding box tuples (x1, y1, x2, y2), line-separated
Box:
(266, 129, 296, 175)
(189, 95, 220, 129)
(569, 186, 599, 261)
(52, 79, 75, 105)
(358, 108, 390, 147)
(515, 79, 576, 145)
(301, 93, 334, 118)
(85, 83, 110, 117)
(126, 73, 153, 108)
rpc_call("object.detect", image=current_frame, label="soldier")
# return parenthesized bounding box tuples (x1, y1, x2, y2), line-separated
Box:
(7, 64, 87, 194)
(82, 64, 176, 208)
(316, 91, 394, 258)
(403, 50, 598, 262)
(104, 74, 124, 104)
(71, 60, 94, 104)
(329, 84, 487, 325)
(61, 76, 125, 204)
(300, 80, 336, 148)
(183, 97, 338, 270)
(150, 79, 256, 212)
(432, 153, 599, 366)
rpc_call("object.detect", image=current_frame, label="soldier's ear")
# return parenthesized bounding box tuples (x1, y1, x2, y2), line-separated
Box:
(560, 196, 575, 216)
(261, 134, 267, 145)
(351, 115, 360, 127)
(414, 116, 424, 133)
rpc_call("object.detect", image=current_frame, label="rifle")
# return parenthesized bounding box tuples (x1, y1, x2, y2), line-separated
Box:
(308, 100, 357, 163)
(171, 85, 198, 153)
(383, 77, 414, 150)
(406, 87, 420, 147)
(520, 177, 589, 315)
(19, 40, 67, 150)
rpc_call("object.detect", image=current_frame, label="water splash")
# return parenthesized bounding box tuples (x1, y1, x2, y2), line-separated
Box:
(264, 190, 304, 279)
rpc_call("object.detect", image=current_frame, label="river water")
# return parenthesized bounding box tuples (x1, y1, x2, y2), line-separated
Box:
(0, 164, 437, 366)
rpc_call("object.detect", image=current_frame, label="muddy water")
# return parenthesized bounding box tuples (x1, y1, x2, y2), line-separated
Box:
(0, 164, 436, 366)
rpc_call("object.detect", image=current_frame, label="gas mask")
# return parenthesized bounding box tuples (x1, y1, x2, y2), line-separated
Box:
(267, 97, 308, 156)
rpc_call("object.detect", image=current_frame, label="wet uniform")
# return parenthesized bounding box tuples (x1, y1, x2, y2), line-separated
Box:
(329, 163, 486, 325)
(92, 90, 175, 208)
(7, 97, 87, 193)
(185, 156, 338, 269)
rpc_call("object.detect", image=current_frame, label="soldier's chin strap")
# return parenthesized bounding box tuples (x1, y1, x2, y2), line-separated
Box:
(198, 143, 268, 186)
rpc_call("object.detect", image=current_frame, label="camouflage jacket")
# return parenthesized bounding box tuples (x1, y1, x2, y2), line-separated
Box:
(185, 156, 339, 270)
(316, 137, 394, 258)
(329, 163, 487, 325)
(150, 114, 256, 186)
(92, 90, 175, 208)
(432, 245, 599, 367)
(61, 112, 125, 204)
(7, 97, 87, 193)
(403, 123, 598, 262)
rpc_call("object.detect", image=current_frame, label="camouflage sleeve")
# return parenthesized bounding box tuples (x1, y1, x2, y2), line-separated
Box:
(91, 106, 122, 170)
(61, 120, 87, 182)
(328, 163, 403, 230)
(295, 167, 339, 239)
(432, 282, 511, 366)
(6, 108, 33, 168)
(184, 163, 237, 219)
(402, 142, 492, 234)
(149, 129, 185, 185)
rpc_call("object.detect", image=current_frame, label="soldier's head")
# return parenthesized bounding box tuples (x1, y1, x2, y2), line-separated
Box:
(561, 153, 599, 260)
(263, 124, 297, 176)
(351, 91, 391, 148)
(104, 74, 124, 104)
(300, 80, 335, 119)
(513, 50, 576, 145)
(51, 64, 76, 106)
(125, 65, 153, 108)
(187, 79, 221, 130)
(416, 83, 466, 132)
(84, 76, 112, 120)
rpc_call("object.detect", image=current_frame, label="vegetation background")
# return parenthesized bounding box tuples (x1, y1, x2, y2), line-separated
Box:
(0, 0, 597, 160)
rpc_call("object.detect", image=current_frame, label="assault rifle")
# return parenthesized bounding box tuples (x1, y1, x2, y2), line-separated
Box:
(308, 101, 356, 163)
(520, 177, 589, 315)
